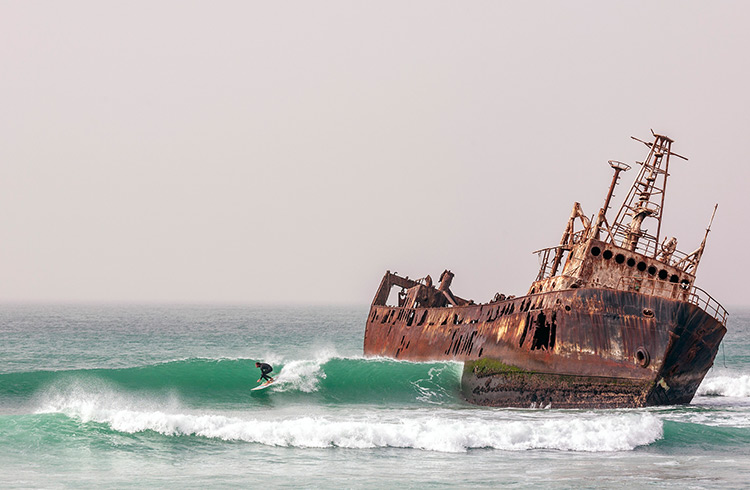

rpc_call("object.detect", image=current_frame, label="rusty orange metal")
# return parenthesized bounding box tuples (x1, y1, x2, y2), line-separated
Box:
(363, 131, 727, 408)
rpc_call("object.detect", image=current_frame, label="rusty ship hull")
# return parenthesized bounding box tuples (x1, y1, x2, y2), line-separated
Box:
(364, 276, 725, 408)
(363, 132, 728, 408)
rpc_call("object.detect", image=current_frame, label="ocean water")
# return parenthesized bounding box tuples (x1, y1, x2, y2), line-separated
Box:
(1, 305, 749, 489)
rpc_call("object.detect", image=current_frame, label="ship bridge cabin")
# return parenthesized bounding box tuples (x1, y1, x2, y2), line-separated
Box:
(529, 132, 726, 325)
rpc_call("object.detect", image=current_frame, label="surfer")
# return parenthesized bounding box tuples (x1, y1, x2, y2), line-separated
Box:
(255, 361, 274, 384)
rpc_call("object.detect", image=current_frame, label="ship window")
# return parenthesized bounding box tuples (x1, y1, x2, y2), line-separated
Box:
(637, 262, 647, 272)
(669, 275, 679, 283)
(648, 266, 657, 275)
(603, 250, 613, 260)
(635, 347, 650, 368)
(615, 254, 625, 264)
(680, 279, 691, 290)
(627, 258, 636, 267)
(591, 246, 601, 256)
(658, 270, 668, 280)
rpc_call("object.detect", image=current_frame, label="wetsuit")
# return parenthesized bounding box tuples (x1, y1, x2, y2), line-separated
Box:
(258, 363, 273, 382)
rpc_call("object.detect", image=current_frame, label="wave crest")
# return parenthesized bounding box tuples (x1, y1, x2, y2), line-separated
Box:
(5, 357, 462, 406)
(272, 358, 326, 393)
(41, 392, 662, 453)
(697, 374, 750, 397)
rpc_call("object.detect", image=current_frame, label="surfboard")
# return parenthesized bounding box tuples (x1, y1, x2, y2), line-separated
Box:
(251, 380, 275, 391)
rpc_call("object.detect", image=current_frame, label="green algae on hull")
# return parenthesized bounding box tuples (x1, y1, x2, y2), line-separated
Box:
(467, 358, 524, 377)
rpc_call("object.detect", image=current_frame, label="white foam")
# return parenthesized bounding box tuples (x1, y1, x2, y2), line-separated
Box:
(697, 374, 750, 398)
(267, 350, 355, 393)
(34, 378, 184, 422)
(677, 411, 750, 428)
(243, 349, 341, 393)
(272, 358, 327, 393)
(39, 388, 662, 453)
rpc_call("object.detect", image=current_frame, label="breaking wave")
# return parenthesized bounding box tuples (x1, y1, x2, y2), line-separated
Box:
(696, 373, 750, 398)
(32, 389, 663, 453)
(2, 357, 462, 407)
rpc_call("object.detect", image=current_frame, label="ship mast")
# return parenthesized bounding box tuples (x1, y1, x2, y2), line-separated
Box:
(609, 131, 687, 257)
(591, 159, 630, 241)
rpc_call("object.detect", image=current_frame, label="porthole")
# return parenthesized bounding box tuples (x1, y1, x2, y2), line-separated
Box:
(669, 275, 679, 283)
(615, 254, 625, 264)
(658, 270, 668, 280)
(635, 347, 650, 368)
(680, 279, 691, 290)
(591, 246, 601, 256)
(637, 262, 647, 272)
(603, 250, 613, 260)
(642, 308, 654, 318)
(627, 258, 636, 267)
(647, 266, 657, 275)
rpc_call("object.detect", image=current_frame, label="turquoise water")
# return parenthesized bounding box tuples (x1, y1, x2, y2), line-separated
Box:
(1, 305, 749, 488)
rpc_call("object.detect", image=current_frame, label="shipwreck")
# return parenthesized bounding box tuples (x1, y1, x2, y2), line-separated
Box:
(363, 131, 727, 408)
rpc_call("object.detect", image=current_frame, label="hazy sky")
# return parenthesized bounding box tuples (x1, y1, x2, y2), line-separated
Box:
(2, 1, 749, 306)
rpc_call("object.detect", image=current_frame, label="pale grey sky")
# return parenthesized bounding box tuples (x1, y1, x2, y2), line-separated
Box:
(1, 1, 748, 306)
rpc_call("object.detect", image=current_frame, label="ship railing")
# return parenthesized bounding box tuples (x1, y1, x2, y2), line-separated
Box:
(608, 229, 691, 266)
(533, 246, 559, 281)
(615, 276, 728, 326)
(687, 285, 729, 326)
(534, 243, 589, 282)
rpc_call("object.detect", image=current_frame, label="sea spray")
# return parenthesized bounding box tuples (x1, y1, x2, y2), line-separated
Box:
(35, 377, 184, 422)
(271, 357, 328, 393)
